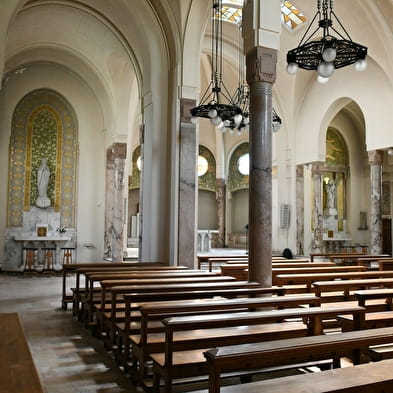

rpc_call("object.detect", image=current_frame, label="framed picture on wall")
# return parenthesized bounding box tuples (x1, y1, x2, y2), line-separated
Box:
(36, 224, 48, 237)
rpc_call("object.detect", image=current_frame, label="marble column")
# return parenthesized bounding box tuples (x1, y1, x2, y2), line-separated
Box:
(245, 46, 277, 286)
(178, 98, 197, 268)
(369, 150, 383, 254)
(296, 165, 305, 256)
(104, 143, 127, 262)
(312, 164, 324, 252)
(216, 178, 226, 248)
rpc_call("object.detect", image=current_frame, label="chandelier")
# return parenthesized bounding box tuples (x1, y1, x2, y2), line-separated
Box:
(190, 0, 244, 131)
(286, 0, 368, 82)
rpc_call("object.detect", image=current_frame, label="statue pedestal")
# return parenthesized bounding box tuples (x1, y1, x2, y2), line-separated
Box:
(36, 197, 51, 208)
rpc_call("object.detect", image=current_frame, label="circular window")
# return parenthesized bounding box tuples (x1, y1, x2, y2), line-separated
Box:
(197, 155, 209, 177)
(136, 156, 142, 171)
(237, 153, 249, 175)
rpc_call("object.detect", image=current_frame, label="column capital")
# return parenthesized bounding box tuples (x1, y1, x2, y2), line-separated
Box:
(246, 46, 277, 84)
(107, 143, 127, 162)
(180, 98, 197, 124)
(368, 150, 383, 165)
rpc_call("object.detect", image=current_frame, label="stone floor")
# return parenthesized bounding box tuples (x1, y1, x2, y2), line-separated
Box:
(0, 273, 142, 393)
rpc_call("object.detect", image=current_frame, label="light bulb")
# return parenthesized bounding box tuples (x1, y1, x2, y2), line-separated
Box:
(223, 120, 231, 127)
(354, 59, 367, 72)
(211, 116, 222, 126)
(208, 108, 217, 118)
(287, 62, 299, 75)
(229, 128, 234, 134)
(190, 116, 198, 125)
(243, 117, 249, 125)
(237, 130, 242, 136)
(272, 122, 281, 133)
(317, 75, 329, 84)
(234, 114, 243, 126)
(317, 61, 334, 78)
(322, 47, 337, 62)
(217, 121, 224, 129)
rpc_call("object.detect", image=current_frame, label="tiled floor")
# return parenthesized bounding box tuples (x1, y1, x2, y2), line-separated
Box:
(0, 273, 141, 393)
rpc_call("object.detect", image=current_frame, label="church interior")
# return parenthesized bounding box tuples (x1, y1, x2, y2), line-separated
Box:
(2, 0, 393, 392)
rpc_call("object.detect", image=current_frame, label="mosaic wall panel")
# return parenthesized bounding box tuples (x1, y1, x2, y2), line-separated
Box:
(129, 145, 141, 190)
(8, 89, 78, 227)
(198, 145, 216, 192)
(228, 142, 249, 192)
(326, 128, 348, 166)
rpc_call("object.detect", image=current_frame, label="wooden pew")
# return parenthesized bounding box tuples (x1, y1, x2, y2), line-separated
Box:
(61, 261, 183, 310)
(310, 252, 365, 262)
(85, 276, 238, 326)
(112, 286, 286, 367)
(275, 271, 393, 292)
(312, 278, 393, 302)
(338, 288, 393, 332)
(204, 326, 393, 393)
(129, 294, 320, 385)
(221, 264, 368, 282)
(378, 259, 393, 271)
(215, 358, 393, 393)
(197, 254, 248, 270)
(0, 313, 45, 393)
(72, 266, 196, 317)
(150, 305, 365, 393)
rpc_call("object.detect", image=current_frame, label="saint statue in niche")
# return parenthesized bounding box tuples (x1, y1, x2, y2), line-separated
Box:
(327, 179, 336, 210)
(36, 158, 51, 208)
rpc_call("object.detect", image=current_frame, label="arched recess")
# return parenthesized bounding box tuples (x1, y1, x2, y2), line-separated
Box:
(197, 145, 217, 230)
(227, 142, 249, 248)
(7, 88, 78, 228)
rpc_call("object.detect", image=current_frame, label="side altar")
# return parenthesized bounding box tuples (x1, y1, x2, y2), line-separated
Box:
(4, 207, 76, 272)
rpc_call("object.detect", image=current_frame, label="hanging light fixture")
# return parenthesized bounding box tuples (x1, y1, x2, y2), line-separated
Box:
(286, 0, 367, 81)
(190, 0, 243, 129)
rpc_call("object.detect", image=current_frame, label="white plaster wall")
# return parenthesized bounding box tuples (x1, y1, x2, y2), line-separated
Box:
(0, 63, 106, 263)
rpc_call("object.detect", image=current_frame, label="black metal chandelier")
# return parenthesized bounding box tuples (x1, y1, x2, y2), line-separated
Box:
(191, 0, 281, 134)
(286, 0, 368, 82)
(190, 0, 245, 130)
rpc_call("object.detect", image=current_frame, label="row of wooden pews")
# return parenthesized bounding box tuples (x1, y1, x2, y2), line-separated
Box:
(62, 257, 393, 393)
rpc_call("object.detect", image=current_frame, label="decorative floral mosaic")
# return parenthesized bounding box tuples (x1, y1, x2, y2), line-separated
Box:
(8, 89, 78, 227)
(129, 145, 141, 190)
(228, 142, 249, 192)
(198, 145, 217, 192)
(326, 128, 348, 166)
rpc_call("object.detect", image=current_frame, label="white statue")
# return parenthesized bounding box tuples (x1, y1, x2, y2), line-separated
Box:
(36, 158, 51, 208)
(327, 179, 336, 210)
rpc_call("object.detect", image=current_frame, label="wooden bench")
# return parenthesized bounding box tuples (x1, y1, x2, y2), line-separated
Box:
(215, 358, 393, 393)
(275, 271, 393, 292)
(312, 278, 393, 302)
(310, 252, 365, 262)
(112, 286, 287, 368)
(61, 261, 182, 310)
(197, 254, 248, 270)
(220, 264, 368, 282)
(338, 288, 393, 333)
(150, 305, 365, 393)
(85, 275, 238, 326)
(129, 294, 320, 385)
(204, 326, 393, 393)
(0, 313, 45, 393)
(72, 267, 199, 318)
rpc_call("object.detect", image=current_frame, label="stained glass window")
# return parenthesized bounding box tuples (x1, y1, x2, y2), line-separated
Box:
(218, 1, 306, 31)
(281, 1, 307, 31)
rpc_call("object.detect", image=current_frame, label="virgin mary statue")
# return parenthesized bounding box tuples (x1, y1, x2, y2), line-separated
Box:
(36, 158, 51, 208)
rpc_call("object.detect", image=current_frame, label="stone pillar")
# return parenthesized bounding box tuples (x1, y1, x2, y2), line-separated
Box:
(369, 150, 383, 254)
(296, 165, 304, 256)
(216, 178, 226, 248)
(104, 143, 127, 262)
(245, 46, 277, 286)
(312, 164, 324, 252)
(243, 0, 280, 286)
(178, 98, 197, 267)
